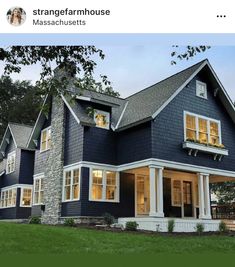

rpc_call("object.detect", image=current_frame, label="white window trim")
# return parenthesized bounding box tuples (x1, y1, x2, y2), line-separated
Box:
(62, 166, 81, 203)
(183, 111, 222, 145)
(94, 109, 110, 130)
(33, 174, 44, 206)
(6, 151, 16, 174)
(196, 80, 207, 99)
(0, 185, 17, 209)
(19, 186, 33, 208)
(40, 126, 51, 153)
(89, 168, 120, 203)
(171, 179, 182, 207)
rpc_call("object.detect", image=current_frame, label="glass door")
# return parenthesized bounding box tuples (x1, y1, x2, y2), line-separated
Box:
(136, 175, 150, 215)
(183, 181, 193, 217)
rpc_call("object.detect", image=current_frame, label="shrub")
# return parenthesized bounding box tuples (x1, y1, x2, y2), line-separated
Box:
(125, 221, 138, 231)
(168, 219, 175, 233)
(219, 221, 228, 233)
(64, 218, 76, 227)
(103, 213, 115, 226)
(195, 223, 204, 234)
(29, 216, 41, 224)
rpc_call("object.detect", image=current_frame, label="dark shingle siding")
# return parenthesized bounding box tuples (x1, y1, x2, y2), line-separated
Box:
(152, 75, 235, 171)
(19, 150, 34, 184)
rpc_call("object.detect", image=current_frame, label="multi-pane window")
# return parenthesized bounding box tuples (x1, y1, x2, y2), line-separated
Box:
(6, 151, 16, 174)
(185, 113, 221, 146)
(94, 110, 110, 130)
(0, 188, 17, 208)
(196, 81, 207, 99)
(40, 127, 51, 152)
(63, 168, 80, 201)
(33, 177, 44, 205)
(172, 180, 182, 207)
(21, 188, 32, 207)
(91, 169, 118, 202)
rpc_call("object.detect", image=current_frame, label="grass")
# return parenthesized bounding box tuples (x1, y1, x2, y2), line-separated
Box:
(0, 222, 235, 254)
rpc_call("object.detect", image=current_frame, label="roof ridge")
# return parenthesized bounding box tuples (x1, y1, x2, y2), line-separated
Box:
(125, 59, 208, 99)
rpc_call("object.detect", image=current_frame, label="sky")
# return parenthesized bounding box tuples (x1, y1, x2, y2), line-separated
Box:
(0, 46, 235, 100)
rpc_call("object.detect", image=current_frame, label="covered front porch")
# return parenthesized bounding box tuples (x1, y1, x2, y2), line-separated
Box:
(118, 163, 235, 232)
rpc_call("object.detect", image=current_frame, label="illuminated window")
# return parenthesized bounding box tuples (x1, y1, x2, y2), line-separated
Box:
(0, 187, 17, 208)
(33, 176, 44, 205)
(6, 151, 16, 174)
(196, 81, 207, 99)
(63, 168, 80, 201)
(94, 110, 110, 129)
(172, 180, 182, 206)
(185, 112, 221, 146)
(40, 127, 51, 152)
(21, 188, 32, 207)
(90, 170, 119, 202)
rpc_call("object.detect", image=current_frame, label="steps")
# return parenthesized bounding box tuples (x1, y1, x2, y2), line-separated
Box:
(223, 220, 235, 231)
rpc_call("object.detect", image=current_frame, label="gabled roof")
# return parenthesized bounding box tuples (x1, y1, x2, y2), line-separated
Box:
(0, 122, 33, 159)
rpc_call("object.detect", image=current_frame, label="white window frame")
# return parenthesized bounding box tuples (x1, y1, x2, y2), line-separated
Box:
(33, 174, 44, 205)
(6, 151, 16, 174)
(196, 80, 207, 99)
(62, 166, 81, 202)
(0, 186, 17, 209)
(89, 168, 120, 203)
(184, 111, 222, 145)
(40, 126, 51, 153)
(94, 109, 110, 130)
(20, 186, 33, 208)
(171, 179, 182, 207)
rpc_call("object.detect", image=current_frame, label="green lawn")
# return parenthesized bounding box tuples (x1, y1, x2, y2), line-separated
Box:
(0, 222, 235, 254)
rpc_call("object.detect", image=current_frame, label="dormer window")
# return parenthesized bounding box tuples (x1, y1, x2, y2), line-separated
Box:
(94, 110, 110, 130)
(40, 127, 51, 152)
(196, 81, 207, 99)
(6, 151, 16, 174)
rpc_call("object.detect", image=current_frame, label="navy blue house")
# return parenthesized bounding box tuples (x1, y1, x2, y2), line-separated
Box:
(1, 59, 235, 231)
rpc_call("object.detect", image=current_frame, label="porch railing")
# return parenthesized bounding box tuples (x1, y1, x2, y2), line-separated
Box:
(211, 204, 235, 219)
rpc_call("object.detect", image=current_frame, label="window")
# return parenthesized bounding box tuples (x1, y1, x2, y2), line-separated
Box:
(6, 151, 16, 174)
(94, 110, 110, 129)
(0, 187, 17, 208)
(33, 176, 44, 205)
(40, 127, 51, 152)
(90, 169, 119, 202)
(63, 168, 80, 201)
(185, 112, 221, 146)
(196, 81, 207, 99)
(172, 180, 182, 207)
(21, 188, 32, 207)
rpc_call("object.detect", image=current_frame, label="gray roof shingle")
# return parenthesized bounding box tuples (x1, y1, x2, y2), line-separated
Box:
(9, 123, 33, 148)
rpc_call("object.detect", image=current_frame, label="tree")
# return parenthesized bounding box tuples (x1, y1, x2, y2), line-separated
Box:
(0, 76, 42, 140)
(211, 182, 235, 204)
(0, 46, 120, 98)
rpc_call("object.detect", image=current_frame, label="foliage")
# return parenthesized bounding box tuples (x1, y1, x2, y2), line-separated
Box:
(0, 76, 42, 140)
(64, 218, 76, 227)
(0, 46, 119, 98)
(125, 221, 138, 231)
(168, 219, 175, 233)
(219, 221, 229, 233)
(211, 182, 235, 204)
(171, 46, 211, 65)
(195, 223, 205, 234)
(103, 213, 115, 226)
(28, 216, 41, 224)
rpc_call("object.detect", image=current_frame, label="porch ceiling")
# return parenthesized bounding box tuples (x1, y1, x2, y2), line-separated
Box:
(210, 175, 235, 183)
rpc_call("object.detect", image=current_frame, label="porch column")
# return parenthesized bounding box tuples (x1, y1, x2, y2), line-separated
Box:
(198, 173, 205, 219)
(204, 174, 212, 219)
(198, 173, 211, 219)
(149, 166, 164, 217)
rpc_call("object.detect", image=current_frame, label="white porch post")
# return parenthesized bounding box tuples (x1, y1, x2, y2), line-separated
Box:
(198, 173, 211, 219)
(149, 166, 164, 217)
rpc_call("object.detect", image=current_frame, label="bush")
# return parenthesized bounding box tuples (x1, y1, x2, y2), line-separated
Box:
(195, 223, 204, 234)
(103, 213, 115, 226)
(29, 216, 41, 224)
(125, 221, 138, 231)
(219, 221, 228, 233)
(64, 218, 76, 227)
(168, 219, 175, 233)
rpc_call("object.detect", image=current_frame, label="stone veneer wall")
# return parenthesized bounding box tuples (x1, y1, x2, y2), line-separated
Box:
(41, 97, 65, 224)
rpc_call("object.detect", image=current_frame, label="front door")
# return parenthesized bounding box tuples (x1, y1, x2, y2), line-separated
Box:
(136, 175, 150, 215)
(183, 181, 193, 217)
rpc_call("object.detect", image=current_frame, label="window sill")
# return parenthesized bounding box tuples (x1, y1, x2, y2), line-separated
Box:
(182, 141, 229, 160)
(6, 170, 15, 175)
(39, 148, 50, 154)
(89, 199, 119, 203)
(62, 199, 80, 203)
